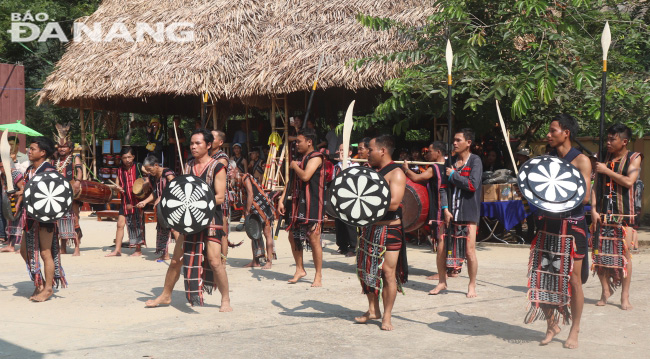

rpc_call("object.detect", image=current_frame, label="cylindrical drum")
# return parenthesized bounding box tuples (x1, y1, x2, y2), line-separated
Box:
(402, 179, 430, 233)
(132, 178, 152, 199)
(73, 180, 113, 204)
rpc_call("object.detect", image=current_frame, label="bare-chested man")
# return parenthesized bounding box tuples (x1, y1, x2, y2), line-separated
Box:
(430, 129, 482, 298)
(145, 129, 231, 311)
(534, 114, 591, 349)
(210, 130, 230, 261)
(278, 128, 325, 287)
(591, 123, 641, 311)
(354, 135, 407, 331)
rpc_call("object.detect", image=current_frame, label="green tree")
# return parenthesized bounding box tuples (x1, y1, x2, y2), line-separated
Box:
(355, 0, 650, 141)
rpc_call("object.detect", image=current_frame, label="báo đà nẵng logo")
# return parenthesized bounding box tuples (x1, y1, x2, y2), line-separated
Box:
(7, 12, 195, 43)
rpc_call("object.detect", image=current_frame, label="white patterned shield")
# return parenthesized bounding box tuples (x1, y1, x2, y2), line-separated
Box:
(160, 174, 216, 235)
(329, 166, 391, 227)
(517, 155, 586, 213)
(24, 171, 73, 223)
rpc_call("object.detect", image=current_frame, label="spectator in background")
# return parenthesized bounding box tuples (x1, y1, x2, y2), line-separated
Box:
(482, 149, 504, 172)
(146, 118, 164, 165)
(325, 119, 343, 159)
(233, 121, 248, 154)
(8, 136, 29, 173)
(167, 116, 186, 174)
(398, 148, 409, 161)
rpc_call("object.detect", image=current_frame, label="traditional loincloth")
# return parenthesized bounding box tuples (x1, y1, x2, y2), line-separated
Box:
(24, 220, 67, 289)
(357, 224, 408, 296)
(446, 222, 469, 273)
(525, 215, 581, 325)
(592, 221, 628, 293)
(125, 209, 146, 247)
(182, 225, 224, 306)
(291, 222, 321, 252)
(7, 207, 26, 246)
(56, 210, 76, 246)
(155, 226, 172, 255)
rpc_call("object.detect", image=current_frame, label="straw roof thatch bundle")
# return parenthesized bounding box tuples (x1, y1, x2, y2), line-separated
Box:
(38, 0, 437, 114)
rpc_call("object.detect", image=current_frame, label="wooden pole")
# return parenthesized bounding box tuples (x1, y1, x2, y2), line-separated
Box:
(284, 96, 289, 184)
(79, 104, 86, 180)
(212, 100, 218, 130)
(245, 106, 250, 156)
(90, 106, 96, 181)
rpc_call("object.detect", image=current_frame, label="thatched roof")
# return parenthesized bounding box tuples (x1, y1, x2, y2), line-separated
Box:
(38, 0, 436, 114)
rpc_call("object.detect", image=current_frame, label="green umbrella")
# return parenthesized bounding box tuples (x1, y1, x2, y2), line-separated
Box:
(0, 120, 43, 136)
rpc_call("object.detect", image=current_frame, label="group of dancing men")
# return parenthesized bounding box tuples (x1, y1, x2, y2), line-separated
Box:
(1, 113, 642, 348)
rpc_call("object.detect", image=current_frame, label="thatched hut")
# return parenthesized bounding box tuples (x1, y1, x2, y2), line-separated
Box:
(37, 0, 436, 180)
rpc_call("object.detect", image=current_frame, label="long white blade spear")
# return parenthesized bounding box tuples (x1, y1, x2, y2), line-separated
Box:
(598, 21, 611, 161)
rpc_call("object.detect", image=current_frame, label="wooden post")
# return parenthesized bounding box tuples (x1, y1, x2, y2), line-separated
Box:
(212, 100, 218, 130)
(270, 97, 276, 134)
(79, 104, 86, 180)
(245, 106, 250, 155)
(90, 106, 96, 180)
(284, 96, 289, 184)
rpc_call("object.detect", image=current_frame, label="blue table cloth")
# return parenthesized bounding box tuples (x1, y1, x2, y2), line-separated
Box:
(481, 200, 532, 231)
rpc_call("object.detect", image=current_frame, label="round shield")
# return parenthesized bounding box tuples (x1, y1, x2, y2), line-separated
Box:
(23, 171, 73, 223)
(517, 155, 586, 213)
(156, 201, 170, 229)
(328, 166, 391, 227)
(244, 213, 263, 241)
(160, 174, 216, 235)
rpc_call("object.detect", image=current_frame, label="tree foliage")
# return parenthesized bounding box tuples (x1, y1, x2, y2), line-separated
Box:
(354, 0, 650, 140)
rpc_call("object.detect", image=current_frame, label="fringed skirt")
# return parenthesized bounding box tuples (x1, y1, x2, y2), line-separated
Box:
(526, 226, 574, 325)
(125, 209, 146, 247)
(24, 220, 67, 289)
(291, 222, 320, 252)
(56, 210, 76, 245)
(592, 222, 628, 293)
(155, 226, 172, 255)
(7, 208, 26, 246)
(182, 226, 223, 306)
(446, 222, 469, 272)
(357, 224, 407, 296)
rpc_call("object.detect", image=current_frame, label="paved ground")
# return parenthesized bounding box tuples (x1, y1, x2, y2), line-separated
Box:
(1, 215, 649, 358)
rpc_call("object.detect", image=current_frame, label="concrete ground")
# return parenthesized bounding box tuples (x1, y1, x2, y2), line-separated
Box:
(1, 214, 649, 358)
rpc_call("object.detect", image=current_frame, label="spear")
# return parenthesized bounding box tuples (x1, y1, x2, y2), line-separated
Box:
(303, 54, 324, 128)
(599, 21, 611, 161)
(445, 38, 453, 185)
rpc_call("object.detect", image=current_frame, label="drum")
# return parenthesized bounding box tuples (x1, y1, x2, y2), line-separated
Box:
(160, 174, 216, 235)
(24, 171, 73, 223)
(100, 168, 111, 179)
(328, 166, 391, 227)
(111, 168, 118, 179)
(402, 179, 430, 233)
(244, 213, 263, 240)
(132, 178, 152, 199)
(517, 155, 586, 213)
(74, 180, 113, 204)
(105, 154, 114, 166)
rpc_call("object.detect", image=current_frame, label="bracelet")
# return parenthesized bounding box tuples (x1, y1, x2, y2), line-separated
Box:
(448, 169, 455, 181)
(442, 206, 448, 209)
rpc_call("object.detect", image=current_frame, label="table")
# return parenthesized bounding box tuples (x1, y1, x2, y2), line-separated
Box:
(479, 200, 534, 244)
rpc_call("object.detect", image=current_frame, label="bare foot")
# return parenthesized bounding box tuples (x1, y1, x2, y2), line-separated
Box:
(72, 249, 80, 257)
(288, 270, 307, 284)
(429, 283, 447, 295)
(564, 328, 579, 349)
(381, 316, 394, 331)
(145, 295, 171, 308)
(244, 260, 260, 268)
(354, 311, 381, 324)
(540, 324, 561, 345)
(60, 245, 67, 255)
(220, 299, 233, 312)
(311, 275, 322, 287)
(105, 251, 121, 257)
(157, 255, 170, 261)
(449, 271, 459, 278)
(29, 285, 43, 300)
(130, 251, 142, 257)
(0, 246, 16, 253)
(596, 290, 611, 306)
(31, 288, 53, 302)
(261, 261, 272, 270)
(621, 295, 633, 310)
(466, 284, 477, 298)
(425, 274, 440, 280)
